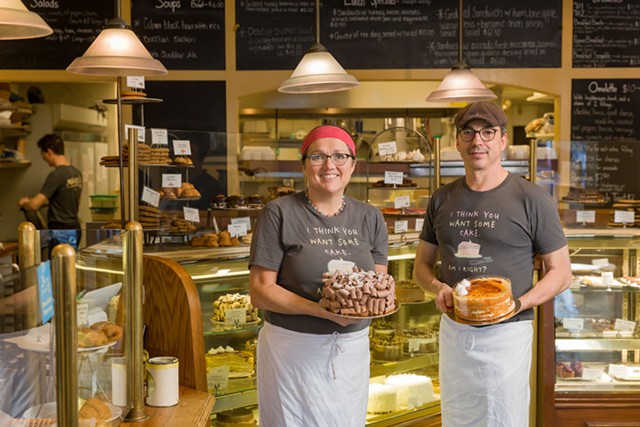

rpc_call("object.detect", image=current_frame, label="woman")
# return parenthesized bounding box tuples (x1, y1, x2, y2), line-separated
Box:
(249, 125, 388, 427)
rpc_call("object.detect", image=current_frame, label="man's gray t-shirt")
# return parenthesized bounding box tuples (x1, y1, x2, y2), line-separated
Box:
(40, 165, 83, 227)
(249, 192, 388, 334)
(419, 173, 567, 322)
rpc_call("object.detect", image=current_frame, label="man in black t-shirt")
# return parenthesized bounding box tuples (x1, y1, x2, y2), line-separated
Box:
(19, 134, 83, 251)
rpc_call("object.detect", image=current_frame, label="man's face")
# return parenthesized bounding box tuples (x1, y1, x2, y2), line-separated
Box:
(41, 149, 54, 166)
(456, 119, 506, 171)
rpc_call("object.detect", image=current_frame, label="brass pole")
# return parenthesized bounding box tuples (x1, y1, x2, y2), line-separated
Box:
(434, 137, 441, 189)
(51, 244, 78, 427)
(127, 127, 139, 224)
(123, 221, 147, 422)
(529, 139, 538, 183)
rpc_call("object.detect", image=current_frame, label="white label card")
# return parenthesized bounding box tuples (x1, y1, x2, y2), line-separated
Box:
(231, 217, 252, 231)
(77, 302, 89, 326)
(378, 141, 398, 156)
(614, 318, 636, 332)
(207, 366, 229, 391)
(125, 124, 145, 142)
(415, 218, 424, 231)
(183, 207, 200, 223)
(141, 187, 160, 207)
(126, 76, 145, 89)
(394, 220, 409, 234)
(614, 210, 635, 224)
(582, 367, 601, 380)
(224, 308, 246, 324)
(601, 271, 613, 286)
(162, 174, 182, 188)
(608, 364, 627, 379)
(150, 129, 168, 146)
(592, 258, 609, 267)
(394, 195, 410, 209)
(228, 223, 247, 238)
(384, 171, 404, 185)
(562, 318, 584, 330)
(576, 210, 596, 223)
(173, 140, 192, 155)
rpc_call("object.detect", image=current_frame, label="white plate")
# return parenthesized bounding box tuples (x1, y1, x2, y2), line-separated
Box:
(18, 339, 117, 354)
(23, 401, 122, 424)
(81, 283, 122, 311)
(571, 263, 601, 272)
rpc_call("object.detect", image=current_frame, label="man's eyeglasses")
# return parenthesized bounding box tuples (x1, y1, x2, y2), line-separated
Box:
(303, 153, 354, 166)
(457, 128, 500, 142)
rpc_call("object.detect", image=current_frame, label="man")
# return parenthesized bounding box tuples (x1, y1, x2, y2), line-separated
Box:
(413, 101, 571, 426)
(19, 134, 83, 251)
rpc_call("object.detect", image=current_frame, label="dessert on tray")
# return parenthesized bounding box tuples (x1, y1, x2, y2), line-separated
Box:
(452, 276, 514, 322)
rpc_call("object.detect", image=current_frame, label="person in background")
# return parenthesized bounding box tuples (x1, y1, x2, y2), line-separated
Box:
(413, 101, 572, 426)
(249, 125, 388, 426)
(18, 134, 83, 251)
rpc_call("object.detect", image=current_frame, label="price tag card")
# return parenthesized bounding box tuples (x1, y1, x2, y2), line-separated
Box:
(228, 223, 248, 238)
(614, 318, 636, 332)
(77, 302, 89, 326)
(224, 308, 246, 324)
(173, 140, 192, 156)
(601, 271, 613, 286)
(125, 124, 145, 142)
(407, 339, 421, 353)
(384, 171, 404, 185)
(150, 128, 168, 146)
(162, 174, 182, 188)
(614, 210, 635, 224)
(592, 258, 609, 267)
(582, 367, 602, 380)
(394, 220, 409, 234)
(394, 195, 410, 209)
(378, 141, 398, 157)
(576, 210, 596, 223)
(415, 218, 424, 231)
(183, 207, 200, 223)
(36, 261, 54, 324)
(141, 187, 160, 207)
(126, 76, 145, 89)
(562, 318, 584, 330)
(207, 366, 229, 391)
(608, 364, 627, 379)
(231, 217, 252, 231)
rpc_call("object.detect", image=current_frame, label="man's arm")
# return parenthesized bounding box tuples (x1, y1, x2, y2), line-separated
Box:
(19, 193, 47, 211)
(412, 240, 453, 312)
(518, 245, 572, 312)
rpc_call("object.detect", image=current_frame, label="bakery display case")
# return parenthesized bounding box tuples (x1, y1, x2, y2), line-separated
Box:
(539, 231, 640, 426)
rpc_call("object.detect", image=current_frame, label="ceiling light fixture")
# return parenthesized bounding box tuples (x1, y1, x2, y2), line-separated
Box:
(0, 0, 53, 40)
(278, 0, 359, 94)
(426, 0, 496, 103)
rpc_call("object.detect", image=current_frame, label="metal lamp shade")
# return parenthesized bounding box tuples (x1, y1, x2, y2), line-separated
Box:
(66, 19, 167, 76)
(0, 0, 53, 40)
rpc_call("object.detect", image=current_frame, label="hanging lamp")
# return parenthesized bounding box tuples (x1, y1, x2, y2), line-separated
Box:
(426, 0, 495, 103)
(278, 0, 358, 94)
(0, 0, 53, 40)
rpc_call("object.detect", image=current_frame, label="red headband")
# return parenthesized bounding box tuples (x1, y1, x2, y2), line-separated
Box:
(301, 125, 356, 156)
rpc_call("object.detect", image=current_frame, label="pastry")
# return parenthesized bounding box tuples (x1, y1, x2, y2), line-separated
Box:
(78, 397, 112, 421)
(212, 293, 259, 323)
(319, 268, 396, 317)
(78, 326, 108, 348)
(90, 321, 123, 342)
(453, 276, 514, 322)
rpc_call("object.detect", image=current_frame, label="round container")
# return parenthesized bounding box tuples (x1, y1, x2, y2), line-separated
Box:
(146, 356, 179, 407)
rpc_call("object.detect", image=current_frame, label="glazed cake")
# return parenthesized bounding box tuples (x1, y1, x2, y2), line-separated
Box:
(319, 268, 396, 317)
(384, 374, 434, 409)
(367, 383, 398, 414)
(453, 276, 514, 322)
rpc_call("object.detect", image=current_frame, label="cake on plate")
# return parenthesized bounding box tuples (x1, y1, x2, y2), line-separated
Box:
(453, 276, 514, 322)
(319, 268, 396, 317)
(205, 346, 254, 377)
(367, 383, 398, 414)
(211, 293, 259, 324)
(384, 374, 434, 409)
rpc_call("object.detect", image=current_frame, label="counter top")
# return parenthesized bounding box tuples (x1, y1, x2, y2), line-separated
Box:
(120, 386, 214, 427)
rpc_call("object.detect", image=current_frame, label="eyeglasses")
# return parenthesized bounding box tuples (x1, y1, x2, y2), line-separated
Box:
(303, 153, 354, 166)
(457, 128, 500, 142)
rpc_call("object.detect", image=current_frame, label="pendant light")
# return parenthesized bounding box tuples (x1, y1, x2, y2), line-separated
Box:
(426, 0, 496, 103)
(0, 0, 53, 40)
(278, 0, 359, 94)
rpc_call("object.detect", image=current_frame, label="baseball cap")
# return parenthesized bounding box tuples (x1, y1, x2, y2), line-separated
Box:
(454, 101, 507, 129)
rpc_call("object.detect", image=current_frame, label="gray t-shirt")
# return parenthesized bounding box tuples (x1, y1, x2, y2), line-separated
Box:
(40, 165, 83, 227)
(420, 173, 567, 322)
(249, 192, 388, 334)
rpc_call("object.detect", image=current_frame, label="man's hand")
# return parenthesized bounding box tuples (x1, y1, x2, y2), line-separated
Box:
(18, 197, 29, 208)
(435, 281, 454, 313)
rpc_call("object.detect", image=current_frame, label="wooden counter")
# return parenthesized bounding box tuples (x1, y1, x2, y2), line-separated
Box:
(120, 386, 214, 427)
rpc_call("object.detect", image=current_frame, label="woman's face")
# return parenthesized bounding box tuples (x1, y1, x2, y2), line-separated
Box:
(302, 137, 356, 196)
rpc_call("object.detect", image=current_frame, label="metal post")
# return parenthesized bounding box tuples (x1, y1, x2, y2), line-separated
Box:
(434, 137, 441, 189)
(127, 127, 139, 224)
(529, 138, 538, 183)
(51, 244, 78, 427)
(123, 221, 147, 422)
(117, 76, 126, 229)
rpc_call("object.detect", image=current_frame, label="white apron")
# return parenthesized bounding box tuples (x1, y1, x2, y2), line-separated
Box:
(257, 322, 370, 427)
(439, 314, 533, 427)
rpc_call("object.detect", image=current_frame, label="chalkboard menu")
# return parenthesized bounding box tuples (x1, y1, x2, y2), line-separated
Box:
(135, 81, 226, 132)
(573, 0, 640, 68)
(131, 0, 225, 70)
(235, 0, 562, 70)
(570, 140, 639, 201)
(1, 1, 112, 70)
(571, 79, 640, 142)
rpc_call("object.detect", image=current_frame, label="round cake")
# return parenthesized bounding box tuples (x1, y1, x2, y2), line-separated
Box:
(453, 276, 514, 322)
(319, 268, 396, 317)
(384, 374, 434, 409)
(371, 335, 403, 361)
(367, 383, 397, 414)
